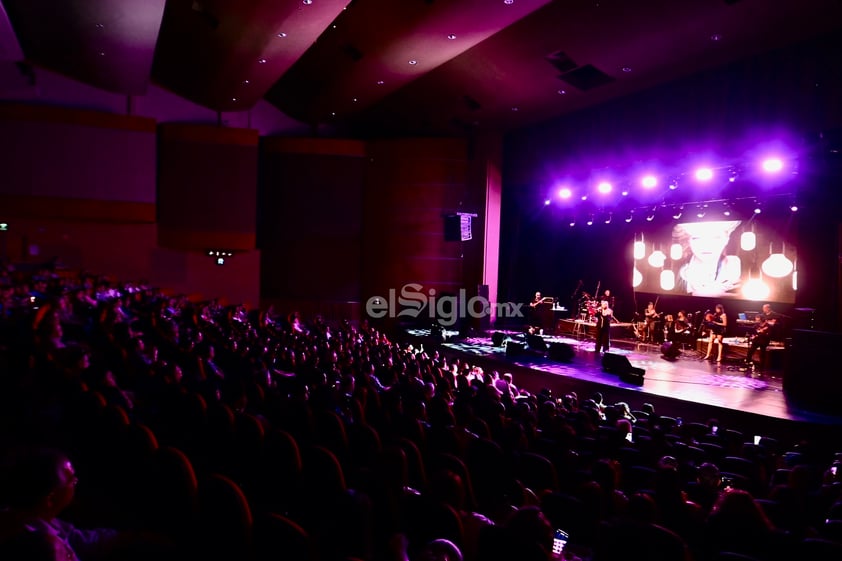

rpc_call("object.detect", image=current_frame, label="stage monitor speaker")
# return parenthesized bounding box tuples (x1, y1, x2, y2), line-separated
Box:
(620, 366, 646, 386)
(526, 334, 548, 352)
(491, 332, 506, 347)
(548, 342, 574, 362)
(661, 341, 680, 360)
(602, 352, 632, 374)
(506, 341, 525, 356)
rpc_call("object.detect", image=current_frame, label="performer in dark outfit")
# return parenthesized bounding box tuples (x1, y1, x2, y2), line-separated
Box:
(745, 315, 772, 370)
(594, 299, 613, 354)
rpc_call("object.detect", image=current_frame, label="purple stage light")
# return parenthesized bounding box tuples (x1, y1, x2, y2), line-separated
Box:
(694, 168, 714, 181)
(641, 175, 657, 188)
(761, 157, 783, 173)
(558, 187, 572, 199)
(597, 181, 612, 194)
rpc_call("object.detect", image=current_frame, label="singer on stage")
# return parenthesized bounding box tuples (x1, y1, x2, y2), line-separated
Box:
(594, 300, 613, 354)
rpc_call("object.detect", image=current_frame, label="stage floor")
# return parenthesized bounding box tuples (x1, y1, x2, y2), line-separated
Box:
(406, 328, 842, 429)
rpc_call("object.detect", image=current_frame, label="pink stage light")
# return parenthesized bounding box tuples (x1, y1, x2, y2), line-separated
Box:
(641, 175, 657, 188)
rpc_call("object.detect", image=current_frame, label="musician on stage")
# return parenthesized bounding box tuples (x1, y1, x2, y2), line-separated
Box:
(670, 310, 692, 346)
(760, 303, 782, 340)
(594, 300, 614, 354)
(643, 301, 660, 343)
(529, 291, 543, 308)
(744, 314, 772, 370)
(703, 303, 727, 363)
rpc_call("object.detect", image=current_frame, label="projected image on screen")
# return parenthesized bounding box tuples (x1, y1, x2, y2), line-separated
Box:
(631, 219, 797, 303)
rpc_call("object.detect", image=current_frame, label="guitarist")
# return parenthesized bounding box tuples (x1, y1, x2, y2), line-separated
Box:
(745, 315, 772, 370)
(703, 304, 727, 362)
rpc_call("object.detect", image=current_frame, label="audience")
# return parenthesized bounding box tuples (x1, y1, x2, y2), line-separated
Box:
(1, 261, 841, 561)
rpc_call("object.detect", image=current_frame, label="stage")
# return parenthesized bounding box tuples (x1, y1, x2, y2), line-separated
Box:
(404, 327, 842, 434)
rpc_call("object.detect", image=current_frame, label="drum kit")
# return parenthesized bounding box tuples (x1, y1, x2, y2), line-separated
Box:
(578, 292, 599, 322)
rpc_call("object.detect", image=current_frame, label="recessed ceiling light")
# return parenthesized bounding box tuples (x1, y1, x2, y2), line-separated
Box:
(232, 98, 237, 102)
(277, 32, 287, 38)
(258, 58, 267, 64)
(447, 34, 456, 40)
(95, 23, 104, 29)
(622, 67, 632, 73)
(409, 60, 417, 65)
(331, 112, 336, 116)
(557, 89, 567, 95)
(504, 0, 514, 4)
(303, 0, 313, 5)
(376, 80, 384, 85)
(242, 80, 250, 85)
(99, 51, 105, 56)
(352, 98, 358, 102)
(710, 33, 722, 41)
(511, 107, 519, 112)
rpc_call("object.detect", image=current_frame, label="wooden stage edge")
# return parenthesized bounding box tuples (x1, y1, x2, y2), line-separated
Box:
(402, 327, 842, 445)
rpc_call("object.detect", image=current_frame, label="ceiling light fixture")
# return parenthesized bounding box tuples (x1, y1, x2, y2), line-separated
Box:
(557, 89, 567, 95)
(447, 34, 456, 40)
(277, 32, 287, 38)
(622, 67, 632, 73)
(258, 58, 267, 64)
(409, 60, 417, 65)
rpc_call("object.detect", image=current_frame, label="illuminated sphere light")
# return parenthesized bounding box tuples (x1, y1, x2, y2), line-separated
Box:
(740, 231, 756, 251)
(742, 278, 770, 300)
(647, 249, 666, 268)
(660, 270, 675, 291)
(761, 253, 794, 278)
(761, 157, 784, 173)
(633, 267, 643, 288)
(597, 181, 612, 194)
(586, 217, 594, 226)
(754, 207, 762, 214)
(790, 205, 798, 212)
(544, 199, 551, 206)
(558, 187, 572, 199)
(670, 243, 683, 260)
(641, 175, 657, 189)
(633, 241, 646, 260)
(695, 168, 714, 181)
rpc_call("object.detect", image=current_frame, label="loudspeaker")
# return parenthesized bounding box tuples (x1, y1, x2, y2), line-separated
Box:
(601, 352, 632, 374)
(444, 214, 472, 241)
(491, 332, 506, 347)
(661, 341, 680, 360)
(620, 366, 646, 386)
(526, 334, 548, 352)
(548, 342, 575, 362)
(506, 341, 525, 356)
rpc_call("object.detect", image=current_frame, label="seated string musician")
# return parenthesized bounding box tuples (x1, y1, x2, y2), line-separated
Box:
(643, 301, 661, 343)
(703, 304, 727, 363)
(745, 315, 772, 370)
(670, 310, 693, 347)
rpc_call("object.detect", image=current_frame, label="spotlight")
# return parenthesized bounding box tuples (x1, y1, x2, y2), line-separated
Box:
(581, 195, 588, 201)
(544, 199, 551, 206)
(558, 187, 572, 199)
(646, 213, 655, 222)
(586, 215, 594, 226)
(625, 213, 633, 223)
(790, 204, 798, 212)
(761, 157, 784, 173)
(604, 213, 612, 224)
(695, 168, 714, 181)
(641, 175, 657, 189)
(754, 206, 762, 214)
(668, 180, 678, 190)
(597, 181, 612, 194)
